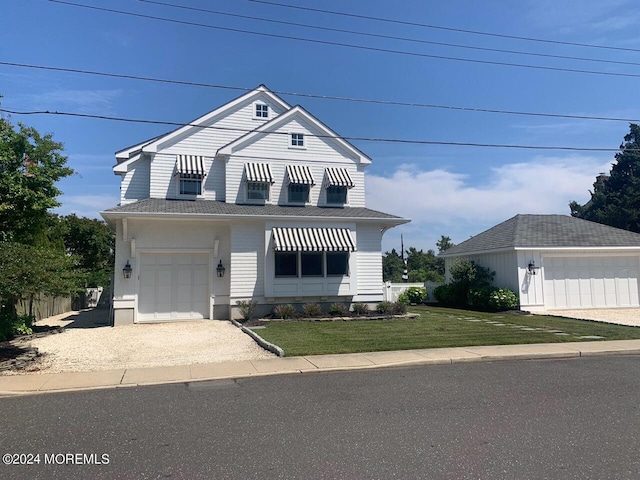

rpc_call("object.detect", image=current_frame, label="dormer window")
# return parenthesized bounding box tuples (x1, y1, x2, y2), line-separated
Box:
(324, 167, 354, 206)
(290, 133, 304, 148)
(244, 162, 274, 203)
(176, 155, 206, 196)
(255, 103, 269, 118)
(286, 165, 314, 204)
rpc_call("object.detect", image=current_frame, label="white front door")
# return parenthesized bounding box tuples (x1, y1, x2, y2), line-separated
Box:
(138, 252, 209, 321)
(543, 256, 640, 309)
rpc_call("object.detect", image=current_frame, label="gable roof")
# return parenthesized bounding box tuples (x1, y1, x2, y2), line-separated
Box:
(217, 105, 372, 165)
(442, 214, 640, 256)
(101, 198, 408, 225)
(114, 85, 291, 162)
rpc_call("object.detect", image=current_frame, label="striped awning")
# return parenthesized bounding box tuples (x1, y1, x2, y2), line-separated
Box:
(286, 165, 315, 185)
(273, 227, 356, 252)
(324, 167, 354, 188)
(176, 155, 205, 177)
(244, 163, 274, 183)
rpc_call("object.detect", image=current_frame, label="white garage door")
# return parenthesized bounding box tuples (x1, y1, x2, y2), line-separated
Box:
(543, 256, 640, 309)
(138, 252, 209, 322)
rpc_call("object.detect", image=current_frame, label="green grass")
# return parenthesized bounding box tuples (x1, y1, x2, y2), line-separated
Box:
(255, 305, 640, 356)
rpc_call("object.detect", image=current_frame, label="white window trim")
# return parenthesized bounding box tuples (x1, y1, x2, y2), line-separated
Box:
(253, 102, 270, 120)
(325, 185, 349, 206)
(176, 175, 205, 198)
(287, 183, 312, 205)
(289, 132, 306, 150)
(245, 181, 271, 204)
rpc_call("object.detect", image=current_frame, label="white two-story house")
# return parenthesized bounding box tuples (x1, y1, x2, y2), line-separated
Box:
(101, 85, 409, 324)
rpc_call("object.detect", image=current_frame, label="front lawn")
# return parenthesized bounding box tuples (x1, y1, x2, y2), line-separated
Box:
(255, 305, 640, 356)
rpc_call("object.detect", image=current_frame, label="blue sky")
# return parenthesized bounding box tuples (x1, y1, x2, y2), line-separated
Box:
(2, 0, 639, 253)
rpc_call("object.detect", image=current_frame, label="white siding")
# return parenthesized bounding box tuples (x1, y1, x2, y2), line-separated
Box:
(356, 224, 383, 301)
(445, 252, 519, 292)
(517, 250, 544, 308)
(120, 157, 150, 204)
(230, 222, 265, 299)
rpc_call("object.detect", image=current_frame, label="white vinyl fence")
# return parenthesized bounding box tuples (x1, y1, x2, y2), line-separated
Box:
(382, 281, 445, 303)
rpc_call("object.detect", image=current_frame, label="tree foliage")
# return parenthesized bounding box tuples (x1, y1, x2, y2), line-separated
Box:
(0, 114, 74, 244)
(382, 238, 451, 283)
(570, 124, 640, 233)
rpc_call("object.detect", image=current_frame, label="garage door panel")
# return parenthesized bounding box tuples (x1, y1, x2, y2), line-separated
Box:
(138, 252, 210, 321)
(544, 256, 639, 309)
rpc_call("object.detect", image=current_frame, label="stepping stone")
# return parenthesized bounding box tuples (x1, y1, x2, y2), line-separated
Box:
(466, 319, 482, 322)
(554, 332, 571, 336)
(546, 330, 564, 333)
(510, 325, 525, 329)
(578, 335, 605, 339)
(491, 323, 507, 326)
(520, 327, 537, 331)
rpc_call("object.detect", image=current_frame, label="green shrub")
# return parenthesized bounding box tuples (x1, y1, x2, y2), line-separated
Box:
(376, 301, 392, 314)
(403, 286, 427, 304)
(302, 302, 322, 317)
(391, 301, 407, 315)
(273, 304, 296, 319)
(469, 287, 519, 312)
(351, 303, 369, 315)
(0, 313, 34, 341)
(397, 292, 410, 304)
(329, 303, 348, 316)
(433, 284, 460, 306)
(236, 299, 258, 321)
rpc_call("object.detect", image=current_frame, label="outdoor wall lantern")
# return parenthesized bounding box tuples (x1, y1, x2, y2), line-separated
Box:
(216, 260, 226, 278)
(123, 260, 133, 279)
(527, 260, 540, 275)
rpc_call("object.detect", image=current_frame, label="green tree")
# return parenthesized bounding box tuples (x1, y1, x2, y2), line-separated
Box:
(60, 214, 115, 287)
(570, 124, 640, 232)
(406, 247, 444, 282)
(382, 248, 404, 282)
(436, 235, 454, 253)
(0, 112, 74, 244)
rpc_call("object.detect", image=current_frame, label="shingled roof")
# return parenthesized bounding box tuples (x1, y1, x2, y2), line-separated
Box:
(442, 214, 640, 256)
(102, 198, 407, 222)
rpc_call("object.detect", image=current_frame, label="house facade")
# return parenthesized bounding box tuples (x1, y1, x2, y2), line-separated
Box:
(440, 214, 640, 311)
(101, 86, 408, 325)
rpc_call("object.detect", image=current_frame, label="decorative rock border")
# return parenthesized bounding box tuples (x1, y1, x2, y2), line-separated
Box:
(0, 345, 40, 372)
(231, 320, 286, 357)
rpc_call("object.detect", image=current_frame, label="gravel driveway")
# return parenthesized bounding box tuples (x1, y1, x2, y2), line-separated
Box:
(540, 308, 640, 327)
(6, 308, 275, 374)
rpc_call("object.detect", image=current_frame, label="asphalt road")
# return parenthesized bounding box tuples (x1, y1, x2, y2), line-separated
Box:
(1, 356, 639, 479)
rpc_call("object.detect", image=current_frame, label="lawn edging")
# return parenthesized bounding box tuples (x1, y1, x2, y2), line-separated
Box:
(231, 319, 285, 357)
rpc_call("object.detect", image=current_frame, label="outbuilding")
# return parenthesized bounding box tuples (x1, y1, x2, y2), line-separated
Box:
(440, 214, 640, 311)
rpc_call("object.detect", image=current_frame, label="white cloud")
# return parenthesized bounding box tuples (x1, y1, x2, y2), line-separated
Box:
(367, 157, 611, 251)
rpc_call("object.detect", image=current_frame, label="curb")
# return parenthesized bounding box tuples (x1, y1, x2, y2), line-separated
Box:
(231, 320, 285, 357)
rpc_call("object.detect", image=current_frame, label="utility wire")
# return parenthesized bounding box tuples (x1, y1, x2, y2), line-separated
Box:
(48, 0, 640, 79)
(2, 61, 639, 123)
(2, 108, 636, 152)
(140, 0, 640, 68)
(247, 0, 640, 54)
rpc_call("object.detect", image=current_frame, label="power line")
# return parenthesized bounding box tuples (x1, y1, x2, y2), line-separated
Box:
(47, 0, 640, 79)
(140, 0, 640, 68)
(2, 61, 639, 123)
(247, 0, 640, 54)
(2, 107, 635, 152)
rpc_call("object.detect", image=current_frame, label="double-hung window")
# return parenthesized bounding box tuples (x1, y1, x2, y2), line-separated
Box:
(176, 155, 205, 196)
(285, 165, 314, 204)
(244, 162, 274, 203)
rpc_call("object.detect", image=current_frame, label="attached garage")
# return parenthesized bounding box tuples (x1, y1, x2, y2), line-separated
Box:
(543, 256, 640, 309)
(441, 215, 640, 312)
(138, 252, 210, 322)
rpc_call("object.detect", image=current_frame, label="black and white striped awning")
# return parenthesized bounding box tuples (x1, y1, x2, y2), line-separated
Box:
(244, 163, 274, 183)
(324, 167, 354, 188)
(176, 155, 205, 177)
(272, 227, 356, 252)
(286, 165, 315, 185)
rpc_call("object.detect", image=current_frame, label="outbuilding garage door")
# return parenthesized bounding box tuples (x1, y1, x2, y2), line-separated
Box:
(543, 256, 640, 309)
(138, 252, 209, 322)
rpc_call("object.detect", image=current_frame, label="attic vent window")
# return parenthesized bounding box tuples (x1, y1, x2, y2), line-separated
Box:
(291, 133, 304, 148)
(255, 104, 269, 118)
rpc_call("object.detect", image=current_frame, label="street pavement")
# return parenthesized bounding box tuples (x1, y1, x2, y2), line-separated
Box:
(1, 356, 639, 479)
(2, 339, 640, 395)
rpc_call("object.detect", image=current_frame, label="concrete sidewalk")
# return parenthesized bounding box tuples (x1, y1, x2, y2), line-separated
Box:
(2, 340, 640, 396)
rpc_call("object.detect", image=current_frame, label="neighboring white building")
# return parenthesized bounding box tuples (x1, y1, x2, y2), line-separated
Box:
(101, 85, 409, 324)
(440, 214, 640, 311)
